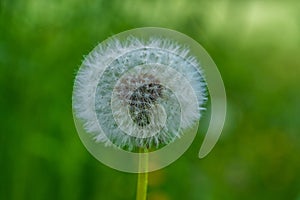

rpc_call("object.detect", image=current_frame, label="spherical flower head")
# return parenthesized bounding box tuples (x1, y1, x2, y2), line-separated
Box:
(73, 34, 207, 151)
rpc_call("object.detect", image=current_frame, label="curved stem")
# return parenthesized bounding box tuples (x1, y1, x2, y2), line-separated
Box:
(136, 148, 148, 200)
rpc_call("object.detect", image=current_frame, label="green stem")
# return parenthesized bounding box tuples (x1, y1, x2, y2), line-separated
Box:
(136, 148, 148, 200)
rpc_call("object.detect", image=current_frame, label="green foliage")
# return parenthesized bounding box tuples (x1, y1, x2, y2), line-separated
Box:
(1, 0, 300, 199)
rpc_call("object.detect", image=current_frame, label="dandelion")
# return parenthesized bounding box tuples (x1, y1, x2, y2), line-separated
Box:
(72, 28, 210, 200)
(73, 35, 207, 151)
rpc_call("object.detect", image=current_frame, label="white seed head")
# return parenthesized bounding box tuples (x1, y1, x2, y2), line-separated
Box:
(73, 35, 207, 151)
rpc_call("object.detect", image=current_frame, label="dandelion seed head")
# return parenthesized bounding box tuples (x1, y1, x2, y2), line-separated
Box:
(73, 35, 207, 151)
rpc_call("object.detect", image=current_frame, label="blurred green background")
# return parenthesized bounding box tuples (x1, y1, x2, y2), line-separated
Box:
(1, 0, 300, 199)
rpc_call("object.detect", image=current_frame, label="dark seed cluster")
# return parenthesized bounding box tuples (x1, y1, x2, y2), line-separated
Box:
(129, 83, 163, 127)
